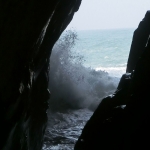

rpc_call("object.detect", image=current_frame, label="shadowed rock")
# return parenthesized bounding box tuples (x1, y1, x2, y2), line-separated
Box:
(0, 1, 81, 150)
(126, 10, 150, 73)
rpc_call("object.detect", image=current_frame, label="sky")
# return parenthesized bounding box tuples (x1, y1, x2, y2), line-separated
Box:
(67, 0, 150, 30)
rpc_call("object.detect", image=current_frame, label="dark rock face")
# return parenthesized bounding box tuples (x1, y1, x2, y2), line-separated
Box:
(74, 74, 131, 150)
(75, 11, 150, 150)
(0, 1, 81, 150)
(126, 10, 150, 73)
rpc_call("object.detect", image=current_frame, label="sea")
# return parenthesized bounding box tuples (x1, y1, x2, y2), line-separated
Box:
(43, 28, 135, 150)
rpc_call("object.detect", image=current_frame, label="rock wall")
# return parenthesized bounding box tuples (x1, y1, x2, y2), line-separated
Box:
(126, 11, 150, 73)
(0, 1, 81, 150)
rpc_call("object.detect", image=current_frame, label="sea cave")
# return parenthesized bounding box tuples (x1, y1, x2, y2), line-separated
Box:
(1, 1, 150, 150)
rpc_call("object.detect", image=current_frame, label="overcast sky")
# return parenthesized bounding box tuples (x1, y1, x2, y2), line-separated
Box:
(67, 0, 150, 30)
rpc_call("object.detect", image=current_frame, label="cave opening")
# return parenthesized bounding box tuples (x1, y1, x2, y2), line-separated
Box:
(1, 0, 150, 150)
(44, 0, 150, 149)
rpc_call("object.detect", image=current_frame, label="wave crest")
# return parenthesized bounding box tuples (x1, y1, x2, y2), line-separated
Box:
(49, 30, 119, 111)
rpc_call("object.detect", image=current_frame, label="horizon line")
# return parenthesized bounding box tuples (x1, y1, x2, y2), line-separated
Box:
(66, 27, 137, 31)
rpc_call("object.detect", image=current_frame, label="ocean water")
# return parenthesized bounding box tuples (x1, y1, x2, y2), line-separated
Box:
(43, 28, 135, 150)
(72, 28, 134, 77)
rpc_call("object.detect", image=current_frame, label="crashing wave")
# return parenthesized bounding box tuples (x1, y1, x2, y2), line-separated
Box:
(49, 30, 120, 111)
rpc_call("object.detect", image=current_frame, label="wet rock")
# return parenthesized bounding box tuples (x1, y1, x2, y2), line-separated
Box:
(0, 0, 81, 150)
(74, 73, 131, 150)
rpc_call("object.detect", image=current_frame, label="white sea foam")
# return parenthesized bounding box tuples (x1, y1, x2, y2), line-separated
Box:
(49, 30, 120, 112)
(95, 66, 126, 78)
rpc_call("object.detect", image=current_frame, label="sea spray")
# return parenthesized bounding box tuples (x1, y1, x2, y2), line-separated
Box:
(44, 29, 132, 149)
(49, 30, 119, 111)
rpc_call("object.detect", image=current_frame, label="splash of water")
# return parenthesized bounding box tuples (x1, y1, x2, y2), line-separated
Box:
(49, 30, 119, 112)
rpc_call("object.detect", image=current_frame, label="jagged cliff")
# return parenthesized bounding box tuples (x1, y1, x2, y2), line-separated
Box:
(75, 11, 150, 150)
(0, 1, 81, 150)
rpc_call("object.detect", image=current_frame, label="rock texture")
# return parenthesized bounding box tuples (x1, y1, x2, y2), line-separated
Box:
(126, 10, 150, 73)
(0, 1, 81, 150)
(75, 11, 150, 150)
